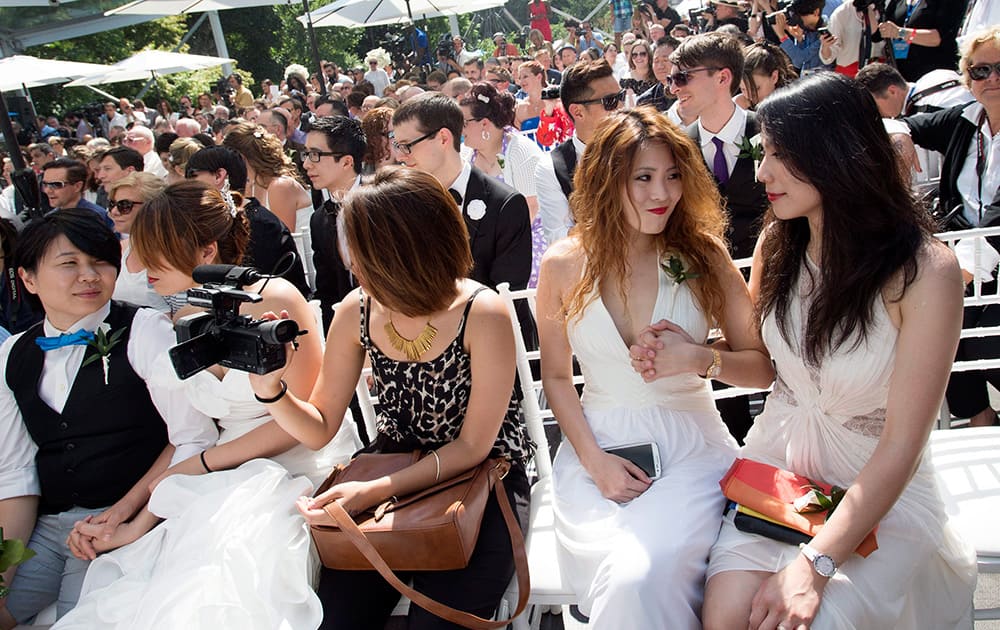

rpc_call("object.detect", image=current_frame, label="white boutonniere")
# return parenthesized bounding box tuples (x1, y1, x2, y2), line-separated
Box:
(83, 322, 127, 385)
(738, 133, 764, 175)
(466, 199, 487, 221)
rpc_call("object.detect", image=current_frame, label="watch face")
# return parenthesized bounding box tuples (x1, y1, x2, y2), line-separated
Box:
(814, 554, 836, 576)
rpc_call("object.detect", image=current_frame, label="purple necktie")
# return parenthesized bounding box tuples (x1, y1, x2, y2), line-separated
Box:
(712, 136, 729, 186)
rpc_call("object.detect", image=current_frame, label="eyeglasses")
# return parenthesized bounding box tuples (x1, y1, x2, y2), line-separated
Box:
(303, 149, 346, 163)
(968, 63, 1000, 81)
(108, 199, 142, 215)
(665, 67, 719, 87)
(123, 135, 143, 143)
(185, 168, 211, 179)
(389, 128, 441, 155)
(40, 180, 69, 189)
(464, 117, 483, 125)
(572, 89, 626, 111)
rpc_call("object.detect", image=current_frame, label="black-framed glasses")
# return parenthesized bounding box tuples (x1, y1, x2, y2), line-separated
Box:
(108, 199, 143, 215)
(389, 128, 441, 155)
(572, 89, 626, 111)
(968, 63, 1000, 82)
(40, 180, 69, 189)
(303, 149, 346, 163)
(665, 67, 719, 87)
(464, 117, 483, 125)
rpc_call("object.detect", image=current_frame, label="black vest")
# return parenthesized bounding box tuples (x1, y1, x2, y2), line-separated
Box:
(551, 140, 579, 199)
(7, 302, 167, 514)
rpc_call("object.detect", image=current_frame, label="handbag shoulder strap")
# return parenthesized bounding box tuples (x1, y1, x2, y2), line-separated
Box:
(323, 467, 530, 629)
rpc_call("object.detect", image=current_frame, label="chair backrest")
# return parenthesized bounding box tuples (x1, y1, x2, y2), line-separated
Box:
(292, 227, 317, 292)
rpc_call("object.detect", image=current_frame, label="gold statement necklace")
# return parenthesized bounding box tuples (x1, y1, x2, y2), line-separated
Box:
(384, 314, 438, 361)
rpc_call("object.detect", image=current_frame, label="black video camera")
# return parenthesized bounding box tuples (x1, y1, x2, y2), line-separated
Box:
(168, 265, 303, 380)
(436, 34, 455, 59)
(766, 6, 804, 28)
(541, 85, 561, 100)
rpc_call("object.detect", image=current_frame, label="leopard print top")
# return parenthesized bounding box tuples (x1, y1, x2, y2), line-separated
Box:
(361, 288, 534, 465)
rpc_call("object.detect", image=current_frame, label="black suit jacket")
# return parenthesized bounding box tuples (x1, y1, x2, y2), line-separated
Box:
(310, 198, 355, 332)
(686, 113, 768, 260)
(461, 167, 532, 292)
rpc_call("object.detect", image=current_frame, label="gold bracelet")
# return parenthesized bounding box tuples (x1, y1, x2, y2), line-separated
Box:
(702, 348, 722, 380)
(430, 450, 441, 483)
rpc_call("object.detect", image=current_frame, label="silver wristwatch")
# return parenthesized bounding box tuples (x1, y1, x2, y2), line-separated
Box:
(799, 543, 837, 577)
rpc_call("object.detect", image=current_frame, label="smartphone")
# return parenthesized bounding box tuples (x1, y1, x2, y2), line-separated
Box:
(605, 442, 661, 480)
(818, 27, 831, 37)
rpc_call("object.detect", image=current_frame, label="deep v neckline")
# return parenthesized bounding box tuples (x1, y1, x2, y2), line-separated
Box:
(596, 261, 665, 353)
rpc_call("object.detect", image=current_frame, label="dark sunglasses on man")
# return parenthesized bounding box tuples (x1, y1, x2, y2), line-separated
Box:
(573, 89, 626, 111)
(108, 199, 142, 215)
(968, 63, 1000, 82)
(665, 67, 720, 88)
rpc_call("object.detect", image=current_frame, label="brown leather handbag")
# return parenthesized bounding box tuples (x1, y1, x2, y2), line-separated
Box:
(310, 451, 530, 629)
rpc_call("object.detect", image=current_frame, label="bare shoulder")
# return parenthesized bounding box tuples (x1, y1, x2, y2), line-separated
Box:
(909, 239, 962, 296)
(539, 237, 584, 277)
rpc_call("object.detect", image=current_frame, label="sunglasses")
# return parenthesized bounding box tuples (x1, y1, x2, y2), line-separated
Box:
(573, 89, 626, 111)
(968, 63, 1000, 82)
(665, 66, 719, 87)
(108, 199, 142, 215)
(40, 180, 69, 189)
(631, 51, 648, 58)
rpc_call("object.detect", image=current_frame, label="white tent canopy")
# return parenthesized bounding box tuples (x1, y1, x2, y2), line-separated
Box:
(65, 49, 235, 86)
(106, 0, 299, 16)
(0, 55, 114, 91)
(300, 0, 507, 28)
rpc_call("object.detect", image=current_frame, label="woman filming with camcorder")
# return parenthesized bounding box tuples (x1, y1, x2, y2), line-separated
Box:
(56, 180, 359, 630)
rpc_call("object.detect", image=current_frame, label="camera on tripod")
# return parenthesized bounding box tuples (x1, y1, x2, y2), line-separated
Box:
(168, 265, 304, 380)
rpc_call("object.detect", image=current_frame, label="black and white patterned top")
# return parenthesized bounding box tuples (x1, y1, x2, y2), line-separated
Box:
(360, 288, 534, 465)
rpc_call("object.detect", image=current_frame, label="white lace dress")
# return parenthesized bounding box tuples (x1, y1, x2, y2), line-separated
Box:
(53, 370, 360, 630)
(708, 260, 978, 629)
(553, 263, 738, 628)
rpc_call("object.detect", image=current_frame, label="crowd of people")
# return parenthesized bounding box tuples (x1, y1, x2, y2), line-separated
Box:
(0, 0, 996, 627)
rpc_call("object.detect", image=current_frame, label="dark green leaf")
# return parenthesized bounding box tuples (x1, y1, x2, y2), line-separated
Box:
(80, 353, 102, 368)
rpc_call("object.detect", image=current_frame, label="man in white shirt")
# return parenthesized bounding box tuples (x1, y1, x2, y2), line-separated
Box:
(0, 210, 216, 627)
(535, 60, 623, 245)
(99, 102, 126, 140)
(363, 57, 391, 97)
(122, 126, 169, 180)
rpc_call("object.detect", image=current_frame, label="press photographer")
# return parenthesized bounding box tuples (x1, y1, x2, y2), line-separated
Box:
(770, 0, 830, 72)
(819, 0, 885, 77)
(703, 1, 750, 33)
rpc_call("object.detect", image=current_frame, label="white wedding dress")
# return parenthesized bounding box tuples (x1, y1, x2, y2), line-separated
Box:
(708, 259, 978, 629)
(53, 370, 360, 630)
(552, 263, 738, 629)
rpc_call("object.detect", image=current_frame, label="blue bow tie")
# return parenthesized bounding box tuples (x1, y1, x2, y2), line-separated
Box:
(35, 329, 95, 352)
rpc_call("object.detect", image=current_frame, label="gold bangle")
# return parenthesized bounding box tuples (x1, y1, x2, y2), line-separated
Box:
(430, 450, 441, 483)
(702, 348, 722, 380)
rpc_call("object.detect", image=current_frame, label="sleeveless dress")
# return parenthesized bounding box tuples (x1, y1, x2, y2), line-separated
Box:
(553, 263, 738, 628)
(708, 259, 978, 629)
(53, 370, 361, 630)
(528, 0, 552, 42)
(257, 178, 314, 233)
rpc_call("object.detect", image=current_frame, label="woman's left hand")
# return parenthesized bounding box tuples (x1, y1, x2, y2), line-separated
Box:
(878, 20, 901, 39)
(748, 554, 827, 630)
(628, 319, 701, 382)
(298, 481, 379, 525)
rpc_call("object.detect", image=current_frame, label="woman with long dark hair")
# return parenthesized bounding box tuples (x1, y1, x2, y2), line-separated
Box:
(702, 72, 976, 630)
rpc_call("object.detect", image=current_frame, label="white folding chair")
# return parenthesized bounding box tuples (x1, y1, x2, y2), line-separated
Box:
(291, 228, 316, 292)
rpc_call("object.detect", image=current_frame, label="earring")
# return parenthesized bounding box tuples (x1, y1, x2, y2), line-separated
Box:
(482, 129, 491, 141)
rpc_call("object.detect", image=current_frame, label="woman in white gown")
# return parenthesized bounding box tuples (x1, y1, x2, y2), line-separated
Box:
(54, 180, 358, 630)
(698, 73, 977, 630)
(535, 108, 774, 628)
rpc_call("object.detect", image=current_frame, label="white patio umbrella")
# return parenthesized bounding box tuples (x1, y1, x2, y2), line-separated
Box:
(0, 55, 116, 92)
(105, 0, 298, 15)
(65, 49, 235, 87)
(300, 0, 508, 28)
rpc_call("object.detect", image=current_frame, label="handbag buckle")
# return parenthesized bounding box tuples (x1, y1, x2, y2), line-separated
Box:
(494, 460, 510, 480)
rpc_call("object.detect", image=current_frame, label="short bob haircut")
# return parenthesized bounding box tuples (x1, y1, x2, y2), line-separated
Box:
(959, 25, 1000, 89)
(15, 208, 121, 276)
(755, 72, 933, 363)
(565, 108, 728, 325)
(107, 171, 167, 203)
(341, 166, 473, 317)
(185, 146, 249, 192)
(131, 180, 250, 275)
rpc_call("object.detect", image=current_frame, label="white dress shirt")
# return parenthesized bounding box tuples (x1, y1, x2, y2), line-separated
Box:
(447, 160, 473, 203)
(958, 102, 1000, 227)
(699, 105, 747, 180)
(536, 134, 586, 245)
(0, 303, 217, 501)
(143, 150, 169, 180)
